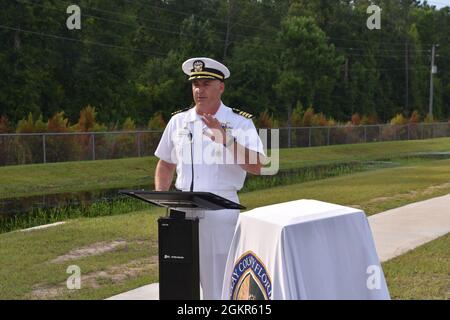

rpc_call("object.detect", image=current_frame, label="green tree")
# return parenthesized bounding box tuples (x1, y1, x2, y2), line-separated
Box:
(225, 37, 280, 116)
(136, 51, 191, 121)
(275, 15, 343, 125)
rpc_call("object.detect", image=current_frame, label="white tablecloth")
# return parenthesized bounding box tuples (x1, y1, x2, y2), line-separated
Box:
(221, 199, 390, 300)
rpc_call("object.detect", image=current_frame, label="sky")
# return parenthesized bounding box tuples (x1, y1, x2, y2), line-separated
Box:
(423, 0, 450, 9)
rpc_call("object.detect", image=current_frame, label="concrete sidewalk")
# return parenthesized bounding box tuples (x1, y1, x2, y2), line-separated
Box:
(107, 194, 450, 300)
(368, 193, 450, 262)
(106, 283, 159, 300)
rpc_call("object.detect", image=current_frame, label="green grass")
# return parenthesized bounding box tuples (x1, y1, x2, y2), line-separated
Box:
(0, 160, 381, 234)
(242, 160, 391, 193)
(277, 137, 450, 169)
(0, 157, 158, 199)
(0, 137, 449, 199)
(0, 158, 449, 299)
(382, 233, 450, 300)
(2, 139, 447, 234)
(0, 209, 162, 299)
(241, 158, 450, 215)
(0, 197, 149, 234)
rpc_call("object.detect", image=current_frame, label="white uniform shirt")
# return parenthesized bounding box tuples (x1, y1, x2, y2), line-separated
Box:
(155, 102, 265, 192)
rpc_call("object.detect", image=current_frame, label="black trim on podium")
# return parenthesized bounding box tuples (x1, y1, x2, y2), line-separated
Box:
(119, 190, 245, 300)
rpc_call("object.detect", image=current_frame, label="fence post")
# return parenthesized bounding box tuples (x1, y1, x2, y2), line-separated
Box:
(379, 125, 382, 142)
(92, 134, 96, 160)
(407, 123, 410, 140)
(308, 127, 312, 147)
(137, 132, 141, 157)
(364, 126, 367, 143)
(42, 134, 46, 164)
(287, 127, 291, 148)
(327, 127, 330, 146)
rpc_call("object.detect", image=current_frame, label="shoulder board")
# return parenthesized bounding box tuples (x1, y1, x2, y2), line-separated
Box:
(171, 106, 192, 116)
(232, 108, 253, 119)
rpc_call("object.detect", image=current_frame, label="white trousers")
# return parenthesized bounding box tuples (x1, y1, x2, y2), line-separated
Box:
(184, 190, 240, 300)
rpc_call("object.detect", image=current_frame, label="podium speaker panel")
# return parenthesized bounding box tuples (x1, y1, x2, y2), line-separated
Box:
(158, 215, 200, 300)
(119, 190, 245, 300)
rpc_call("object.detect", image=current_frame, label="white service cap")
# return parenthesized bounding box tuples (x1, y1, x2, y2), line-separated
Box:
(182, 57, 230, 81)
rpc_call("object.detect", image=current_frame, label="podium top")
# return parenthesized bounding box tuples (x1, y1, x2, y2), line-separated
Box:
(242, 199, 362, 227)
(119, 190, 246, 210)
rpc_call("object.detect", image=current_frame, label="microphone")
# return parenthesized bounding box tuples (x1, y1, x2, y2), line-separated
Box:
(188, 131, 194, 192)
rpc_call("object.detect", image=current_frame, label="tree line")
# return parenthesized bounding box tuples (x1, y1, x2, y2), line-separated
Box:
(0, 0, 449, 131)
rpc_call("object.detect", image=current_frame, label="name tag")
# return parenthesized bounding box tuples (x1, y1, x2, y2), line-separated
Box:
(221, 122, 233, 130)
(177, 128, 190, 137)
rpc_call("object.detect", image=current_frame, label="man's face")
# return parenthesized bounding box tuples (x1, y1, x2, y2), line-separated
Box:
(191, 79, 224, 109)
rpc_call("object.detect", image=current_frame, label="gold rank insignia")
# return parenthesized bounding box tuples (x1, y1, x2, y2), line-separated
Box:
(232, 108, 253, 119)
(171, 106, 193, 116)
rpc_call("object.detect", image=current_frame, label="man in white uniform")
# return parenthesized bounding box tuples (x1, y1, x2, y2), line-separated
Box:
(154, 57, 265, 299)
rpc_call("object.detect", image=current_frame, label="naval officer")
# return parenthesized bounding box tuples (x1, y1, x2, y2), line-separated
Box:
(154, 57, 265, 299)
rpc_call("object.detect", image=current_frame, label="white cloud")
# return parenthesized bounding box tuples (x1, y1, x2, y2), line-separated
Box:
(423, 0, 450, 9)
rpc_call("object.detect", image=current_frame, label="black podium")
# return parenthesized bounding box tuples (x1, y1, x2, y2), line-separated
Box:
(119, 190, 245, 300)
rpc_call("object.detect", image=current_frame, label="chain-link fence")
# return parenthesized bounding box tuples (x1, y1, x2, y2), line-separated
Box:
(0, 130, 162, 166)
(0, 122, 449, 166)
(278, 122, 450, 148)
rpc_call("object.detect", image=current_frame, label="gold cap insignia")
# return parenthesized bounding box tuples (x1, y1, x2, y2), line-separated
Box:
(193, 60, 204, 72)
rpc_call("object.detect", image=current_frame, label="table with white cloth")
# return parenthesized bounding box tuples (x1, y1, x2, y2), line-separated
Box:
(221, 199, 390, 300)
